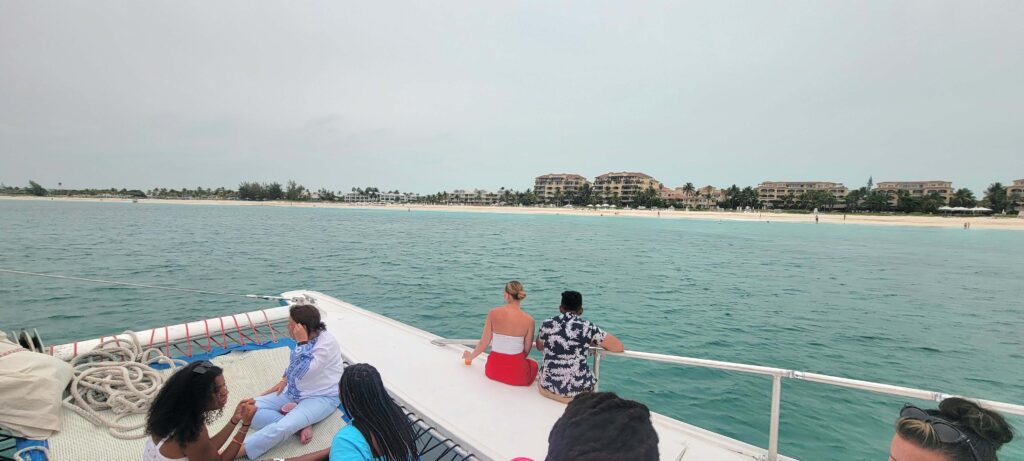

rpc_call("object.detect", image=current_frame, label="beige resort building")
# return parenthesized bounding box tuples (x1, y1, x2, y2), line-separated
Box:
(533, 174, 590, 204)
(1009, 179, 1024, 198)
(594, 172, 663, 206)
(659, 185, 723, 209)
(756, 181, 849, 208)
(446, 189, 500, 205)
(875, 181, 953, 204)
(1010, 179, 1024, 209)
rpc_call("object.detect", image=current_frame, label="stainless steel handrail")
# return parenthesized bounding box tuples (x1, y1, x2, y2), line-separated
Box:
(431, 338, 1024, 461)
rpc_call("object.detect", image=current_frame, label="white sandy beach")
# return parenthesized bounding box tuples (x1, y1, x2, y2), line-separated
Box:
(4, 195, 1023, 230)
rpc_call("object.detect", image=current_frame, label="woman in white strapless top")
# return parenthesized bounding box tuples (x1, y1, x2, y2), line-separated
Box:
(463, 281, 539, 386)
(143, 360, 256, 461)
(143, 437, 186, 461)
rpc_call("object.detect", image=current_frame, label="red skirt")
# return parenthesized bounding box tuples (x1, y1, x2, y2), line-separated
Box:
(485, 351, 538, 386)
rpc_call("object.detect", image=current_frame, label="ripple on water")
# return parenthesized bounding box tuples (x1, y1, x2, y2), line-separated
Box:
(0, 201, 1022, 461)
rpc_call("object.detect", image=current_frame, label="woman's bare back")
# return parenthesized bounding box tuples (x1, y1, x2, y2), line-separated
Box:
(489, 305, 534, 337)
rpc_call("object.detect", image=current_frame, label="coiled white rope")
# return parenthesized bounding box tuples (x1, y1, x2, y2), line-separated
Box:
(62, 331, 186, 439)
(11, 444, 50, 461)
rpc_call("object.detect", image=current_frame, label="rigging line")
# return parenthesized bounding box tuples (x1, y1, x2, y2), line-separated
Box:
(0, 268, 284, 300)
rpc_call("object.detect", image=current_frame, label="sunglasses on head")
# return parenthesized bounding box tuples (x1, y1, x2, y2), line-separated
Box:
(899, 404, 981, 461)
(192, 360, 215, 375)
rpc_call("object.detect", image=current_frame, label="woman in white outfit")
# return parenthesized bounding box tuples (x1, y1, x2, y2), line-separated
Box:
(144, 360, 257, 461)
(462, 281, 538, 386)
(238, 304, 345, 460)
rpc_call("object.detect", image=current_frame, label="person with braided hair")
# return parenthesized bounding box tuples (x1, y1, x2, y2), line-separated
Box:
(544, 391, 659, 461)
(888, 397, 1015, 461)
(274, 363, 418, 461)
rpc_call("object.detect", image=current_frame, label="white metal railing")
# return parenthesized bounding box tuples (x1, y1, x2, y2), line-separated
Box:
(430, 338, 1024, 461)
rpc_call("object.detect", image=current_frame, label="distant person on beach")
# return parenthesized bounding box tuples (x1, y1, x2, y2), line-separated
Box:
(274, 364, 417, 461)
(239, 304, 345, 460)
(536, 291, 624, 403)
(462, 281, 539, 386)
(545, 392, 658, 461)
(144, 361, 257, 461)
(888, 398, 1014, 461)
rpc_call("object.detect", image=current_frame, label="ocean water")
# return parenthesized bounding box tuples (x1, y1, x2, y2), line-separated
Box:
(1, 199, 1022, 460)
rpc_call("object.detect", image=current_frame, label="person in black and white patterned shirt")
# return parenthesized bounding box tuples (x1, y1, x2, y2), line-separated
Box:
(535, 291, 624, 403)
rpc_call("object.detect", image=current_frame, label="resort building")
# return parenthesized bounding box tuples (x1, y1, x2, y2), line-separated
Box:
(875, 181, 953, 204)
(695, 186, 725, 209)
(659, 187, 688, 203)
(447, 189, 499, 206)
(342, 192, 419, 203)
(593, 172, 663, 206)
(756, 181, 849, 208)
(1009, 179, 1024, 197)
(533, 174, 590, 205)
(1010, 179, 1024, 207)
(659, 186, 723, 209)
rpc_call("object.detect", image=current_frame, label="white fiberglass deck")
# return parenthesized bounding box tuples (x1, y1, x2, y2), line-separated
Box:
(290, 290, 794, 461)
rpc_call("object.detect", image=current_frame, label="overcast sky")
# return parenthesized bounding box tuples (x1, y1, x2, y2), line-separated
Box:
(1, 1, 1022, 194)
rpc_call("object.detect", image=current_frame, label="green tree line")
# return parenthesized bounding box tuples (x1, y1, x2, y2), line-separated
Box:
(3, 179, 1020, 213)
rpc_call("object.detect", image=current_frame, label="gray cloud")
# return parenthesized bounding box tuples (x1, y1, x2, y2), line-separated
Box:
(2, 1, 1022, 193)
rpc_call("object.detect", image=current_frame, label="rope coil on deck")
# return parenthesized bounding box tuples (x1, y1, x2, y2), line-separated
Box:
(11, 445, 50, 461)
(62, 331, 185, 439)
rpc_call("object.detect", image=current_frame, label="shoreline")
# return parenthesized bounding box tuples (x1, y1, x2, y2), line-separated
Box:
(3, 195, 1023, 230)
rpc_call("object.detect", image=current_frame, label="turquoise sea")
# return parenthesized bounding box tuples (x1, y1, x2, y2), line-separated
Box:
(1, 199, 1022, 460)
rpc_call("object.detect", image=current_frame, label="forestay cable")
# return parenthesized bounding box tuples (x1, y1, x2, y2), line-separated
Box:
(0, 268, 283, 300)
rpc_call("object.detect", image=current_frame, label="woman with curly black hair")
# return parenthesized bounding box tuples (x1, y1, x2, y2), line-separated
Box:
(144, 360, 256, 461)
(888, 397, 1015, 461)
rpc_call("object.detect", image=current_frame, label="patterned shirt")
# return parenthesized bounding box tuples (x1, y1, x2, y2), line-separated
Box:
(284, 330, 345, 401)
(285, 335, 320, 401)
(537, 313, 607, 397)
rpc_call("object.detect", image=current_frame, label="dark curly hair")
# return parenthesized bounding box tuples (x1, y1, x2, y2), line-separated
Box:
(145, 361, 225, 447)
(339, 363, 417, 461)
(546, 391, 659, 461)
(896, 397, 1015, 461)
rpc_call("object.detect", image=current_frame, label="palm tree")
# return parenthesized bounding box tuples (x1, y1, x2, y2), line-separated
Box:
(983, 183, 1008, 213)
(950, 188, 976, 208)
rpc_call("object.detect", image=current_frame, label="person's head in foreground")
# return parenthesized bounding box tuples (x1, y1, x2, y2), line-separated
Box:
(545, 391, 659, 461)
(340, 363, 417, 461)
(146, 360, 228, 446)
(889, 397, 1014, 461)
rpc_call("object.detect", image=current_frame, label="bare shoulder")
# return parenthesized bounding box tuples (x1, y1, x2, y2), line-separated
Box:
(486, 306, 506, 322)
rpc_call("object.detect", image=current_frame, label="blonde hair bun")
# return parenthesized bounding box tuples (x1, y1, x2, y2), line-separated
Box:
(505, 281, 526, 301)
